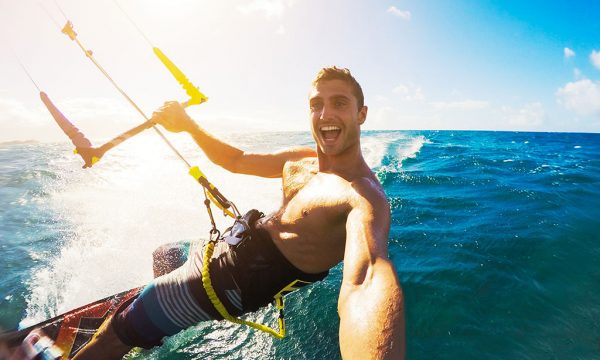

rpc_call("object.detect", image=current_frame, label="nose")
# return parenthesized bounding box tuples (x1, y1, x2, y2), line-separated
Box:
(319, 103, 332, 121)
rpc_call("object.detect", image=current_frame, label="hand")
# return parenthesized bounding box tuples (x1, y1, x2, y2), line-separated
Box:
(151, 101, 198, 133)
(0, 329, 63, 360)
(76, 146, 104, 168)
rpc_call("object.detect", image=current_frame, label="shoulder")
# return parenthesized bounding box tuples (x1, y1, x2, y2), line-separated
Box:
(283, 155, 318, 173)
(344, 175, 390, 238)
(277, 146, 317, 159)
(349, 176, 389, 213)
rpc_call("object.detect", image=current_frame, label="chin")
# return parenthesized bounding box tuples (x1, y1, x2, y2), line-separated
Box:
(318, 143, 343, 156)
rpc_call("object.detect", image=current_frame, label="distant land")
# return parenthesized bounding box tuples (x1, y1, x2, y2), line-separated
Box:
(0, 140, 39, 146)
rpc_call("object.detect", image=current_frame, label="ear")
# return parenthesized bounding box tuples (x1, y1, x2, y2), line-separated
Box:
(358, 106, 368, 125)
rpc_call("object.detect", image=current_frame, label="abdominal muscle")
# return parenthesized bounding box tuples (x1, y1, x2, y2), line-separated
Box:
(257, 214, 346, 274)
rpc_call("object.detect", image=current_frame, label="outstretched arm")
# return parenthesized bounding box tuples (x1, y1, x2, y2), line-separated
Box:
(151, 101, 315, 177)
(338, 181, 405, 359)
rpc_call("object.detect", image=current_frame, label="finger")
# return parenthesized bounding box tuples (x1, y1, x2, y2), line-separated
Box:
(150, 110, 163, 124)
(163, 101, 178, 111)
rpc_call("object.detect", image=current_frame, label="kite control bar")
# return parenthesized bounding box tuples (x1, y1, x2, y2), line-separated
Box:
(56, 18, 235, 215)
(59, 21, 208, 166)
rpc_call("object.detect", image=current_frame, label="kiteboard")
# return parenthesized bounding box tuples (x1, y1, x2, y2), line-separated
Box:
(0, 241, 196, 359)
(0, 286, 143, 359)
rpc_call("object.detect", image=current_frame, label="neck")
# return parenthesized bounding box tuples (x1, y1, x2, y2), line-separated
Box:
(317, 140, 369, 180)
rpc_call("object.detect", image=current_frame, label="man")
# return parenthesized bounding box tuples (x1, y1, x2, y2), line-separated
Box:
(74, 66, 405, 359)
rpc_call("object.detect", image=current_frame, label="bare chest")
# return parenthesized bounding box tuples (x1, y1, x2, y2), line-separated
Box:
(263, 160, 355, 272)
(282, 160, 318, 202)
(279, 160, 350, 226)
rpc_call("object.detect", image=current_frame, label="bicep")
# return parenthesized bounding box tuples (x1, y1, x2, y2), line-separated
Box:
(341, 196, 390, 286)
(231, 146, 316, 178)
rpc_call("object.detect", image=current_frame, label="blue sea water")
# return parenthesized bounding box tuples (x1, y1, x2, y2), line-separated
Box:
(0, 130, 599, 359)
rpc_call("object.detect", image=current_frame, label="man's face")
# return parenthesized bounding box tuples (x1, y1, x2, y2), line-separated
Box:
(309, 79, 367, 156)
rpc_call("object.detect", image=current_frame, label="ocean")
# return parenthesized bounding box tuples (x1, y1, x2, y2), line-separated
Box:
(0, 130, 599, 359)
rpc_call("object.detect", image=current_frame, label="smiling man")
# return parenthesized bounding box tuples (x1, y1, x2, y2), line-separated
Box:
(74, 66, 405, 360)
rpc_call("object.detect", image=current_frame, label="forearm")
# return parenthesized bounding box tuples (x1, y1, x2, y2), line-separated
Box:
(186, 123, 244, 172)
(339, 259, 405, 360)
(151, 101, 308, 177)
(340, 187, 403, 358)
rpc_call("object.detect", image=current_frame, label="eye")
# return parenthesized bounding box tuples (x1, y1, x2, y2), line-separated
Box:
(310, 102, 323, 111)
(335, 100, 347, 108)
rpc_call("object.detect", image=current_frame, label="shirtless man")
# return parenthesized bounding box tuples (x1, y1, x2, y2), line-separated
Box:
(74, 66, 404, 359)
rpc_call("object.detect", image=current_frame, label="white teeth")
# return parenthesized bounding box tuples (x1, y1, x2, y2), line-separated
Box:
(320, 125, 340, 131)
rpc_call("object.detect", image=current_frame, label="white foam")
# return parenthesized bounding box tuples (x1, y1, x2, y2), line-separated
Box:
(378, 135, 431, 173)
(397, 135, 431, 164)
(361, 133, 406, 168)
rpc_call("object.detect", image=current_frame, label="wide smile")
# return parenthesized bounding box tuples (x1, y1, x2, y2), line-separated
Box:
(319, 125, 341, 143)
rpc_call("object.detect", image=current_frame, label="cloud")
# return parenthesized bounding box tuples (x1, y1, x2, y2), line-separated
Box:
(0, 98, 43, 126)
(503, 102, 545, 128)
(237, 0, 294, 18)
(0, 95, 146, 142)
(430, 100, 489, 110)
(573, 68, 582, 79)
(564, 47, 575, 59)
(59, 97, 134, 122)
(556, 79, 600, 116)
(368, 106, 440, 130)
(205, 116, 280, 133)
(387, 6, 411, 20)
(590, 50, 600, 70)
(0, 97, 53, 142)
(374, 94, 389, 102)
(392, 84, 424, 101)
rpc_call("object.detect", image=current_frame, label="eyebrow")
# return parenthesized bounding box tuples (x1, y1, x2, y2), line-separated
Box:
(309, 94, 351, 102)
(331, 95, 351, 102)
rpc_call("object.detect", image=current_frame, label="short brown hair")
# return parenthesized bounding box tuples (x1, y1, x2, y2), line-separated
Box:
(312, 66, 364, 109)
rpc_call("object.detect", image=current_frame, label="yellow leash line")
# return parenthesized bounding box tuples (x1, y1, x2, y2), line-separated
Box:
(201, 241, 286, 339)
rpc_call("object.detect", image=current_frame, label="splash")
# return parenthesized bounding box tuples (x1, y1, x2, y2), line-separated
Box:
(378, 135, 431, 174)
(361, 132, 408, 168)
(396, 135, 431, 165)
(20, 135, 281, 327)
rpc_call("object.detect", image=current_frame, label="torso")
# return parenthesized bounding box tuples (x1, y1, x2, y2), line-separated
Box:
(256, 157, 375, 273)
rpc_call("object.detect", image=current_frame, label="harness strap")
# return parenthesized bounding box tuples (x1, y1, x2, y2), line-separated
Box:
(201, 240, 286, 339)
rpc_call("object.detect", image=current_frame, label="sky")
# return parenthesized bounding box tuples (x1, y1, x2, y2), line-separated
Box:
(0, 0, 599, 142)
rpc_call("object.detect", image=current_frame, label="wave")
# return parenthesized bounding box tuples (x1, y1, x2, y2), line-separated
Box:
(375, 135, 431, 182)
(361, 132, 406, 168)
(396, 135, 431, 165)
